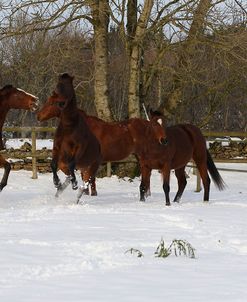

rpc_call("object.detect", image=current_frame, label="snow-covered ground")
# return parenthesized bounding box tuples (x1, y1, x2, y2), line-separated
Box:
(0, 163, 246, 302)
(6, 138, 53, 150)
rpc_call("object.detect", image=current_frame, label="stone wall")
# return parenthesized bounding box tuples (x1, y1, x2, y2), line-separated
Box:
(208, 140, 247, 159)
(3, 139, 247, 175)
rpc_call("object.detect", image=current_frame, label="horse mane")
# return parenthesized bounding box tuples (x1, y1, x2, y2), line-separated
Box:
(150, 109, 163, 117)
(0, 85, 13, 92)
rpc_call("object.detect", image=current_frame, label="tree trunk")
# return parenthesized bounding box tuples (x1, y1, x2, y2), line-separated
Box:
(91, 0, 112, 121)
(127, 0, 154, 118)
(126, 0, 137, 57)
(161, 0, 212, 119)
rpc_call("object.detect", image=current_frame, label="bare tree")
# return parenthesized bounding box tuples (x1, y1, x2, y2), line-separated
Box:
(89, 0, 112, 120)
(0, 0, 112, 120)
(1, 0, 247, 130)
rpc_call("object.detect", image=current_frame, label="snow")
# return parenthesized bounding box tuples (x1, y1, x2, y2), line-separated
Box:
(6, 138, 53, 150)
(0, 165, 247, 301)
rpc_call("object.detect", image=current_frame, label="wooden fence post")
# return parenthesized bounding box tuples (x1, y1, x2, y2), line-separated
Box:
(106, 162, 111, 177)
(31, 128, 38, 179)
(195, 168, 202, 192)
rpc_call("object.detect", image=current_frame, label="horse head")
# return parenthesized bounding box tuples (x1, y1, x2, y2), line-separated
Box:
(54, 73, 75, 109)
(36, 93, 62, 121)
(37, 73, 76, 121)
(0, 85, 39, 112)
(150, 116, 168, 146)
(149, 109, 168, 146)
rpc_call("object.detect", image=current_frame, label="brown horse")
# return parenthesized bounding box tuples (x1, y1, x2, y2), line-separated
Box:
(49, 73, 102, 203)
(0, 85, 39, 191)
(37, 97, 168, 196)
(130, 110, 225, 205)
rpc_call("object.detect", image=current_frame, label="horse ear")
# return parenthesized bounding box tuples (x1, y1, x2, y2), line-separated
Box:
(149, 108, 154, 117)
(150, 109, 163, 117)
(0, 85, 12, 95)
(59, 73, 74, 82)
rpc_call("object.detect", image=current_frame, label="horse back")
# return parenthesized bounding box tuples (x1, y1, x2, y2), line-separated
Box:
(176, 124, 207, 154)
(83, 115, 134, 162)
(168, 124, 207, 166)
(165, 125, 195, 169)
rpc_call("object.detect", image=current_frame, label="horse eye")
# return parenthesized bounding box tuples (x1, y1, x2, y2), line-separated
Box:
(58, 102, 65, 108)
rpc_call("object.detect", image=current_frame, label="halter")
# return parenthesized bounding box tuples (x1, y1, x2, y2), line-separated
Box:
(142, 103, 150, 121)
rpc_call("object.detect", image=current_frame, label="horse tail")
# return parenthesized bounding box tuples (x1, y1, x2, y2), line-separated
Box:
(207, 150, 225, 190)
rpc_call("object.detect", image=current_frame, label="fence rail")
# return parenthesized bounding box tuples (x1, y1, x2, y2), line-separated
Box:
(2, 127, 247, 184)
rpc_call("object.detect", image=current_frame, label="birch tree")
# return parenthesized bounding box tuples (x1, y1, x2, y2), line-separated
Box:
(0, 0, 112, 120)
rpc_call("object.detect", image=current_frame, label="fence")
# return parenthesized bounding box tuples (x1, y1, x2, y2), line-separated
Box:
(2, 127, 55, 179)
(2, 127, 247, 189)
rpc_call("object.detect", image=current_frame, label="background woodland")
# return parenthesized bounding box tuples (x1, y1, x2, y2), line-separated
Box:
(0, 0, 247, 131)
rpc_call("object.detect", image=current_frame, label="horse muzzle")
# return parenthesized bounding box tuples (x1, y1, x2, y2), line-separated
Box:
(160, 138, 168, 146)
(31, 98, 40, 112)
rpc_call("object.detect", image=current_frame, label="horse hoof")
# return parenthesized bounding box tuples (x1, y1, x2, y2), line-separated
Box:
(166, 202, 171, 206)
(72, 180, 78, 190)
(82, 188, 90, 195)
(91, 191, 97, 196)
(54, 181, 62, 189)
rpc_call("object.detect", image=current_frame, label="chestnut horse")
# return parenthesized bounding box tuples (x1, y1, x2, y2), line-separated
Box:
(49, 73, 102, 203)
(37, 97, 168, 196)
(0, 85, 39, 191)
(131, 110, 225, 205)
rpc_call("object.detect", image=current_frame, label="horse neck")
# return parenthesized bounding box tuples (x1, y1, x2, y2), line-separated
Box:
(5, 97, 29, 110)
(60, 96, 80, 127)
(128, 118, 156, 145)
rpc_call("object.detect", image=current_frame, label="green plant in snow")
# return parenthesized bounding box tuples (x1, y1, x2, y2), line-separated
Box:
(125, 248, 144, 257)
(155, 238, 196, 259)
(154, 238, 171, 258)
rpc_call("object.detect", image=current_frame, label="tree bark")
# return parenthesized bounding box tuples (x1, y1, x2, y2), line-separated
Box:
(127, 0, 154, 118)
(91, 0, 112, 121)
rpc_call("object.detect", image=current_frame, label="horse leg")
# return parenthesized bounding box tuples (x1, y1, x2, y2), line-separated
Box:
(161, 166, 171, 206)
(80, 163, 98, 196)
(50, 158, 61, 188)
(68, 159, 78, 190)
(88, 161, 100, 196)
(89, 176, 97, 196)
(195, 161, 211, 201)
(0, 157, 11, 191)
(139, 164, 151, 202)
(76, 180, 89, 204)
(77, 162, 100, 203)
(79, 170, 90, 195)
(51, 134, 64, 189)
(173, 167, 187, 203)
